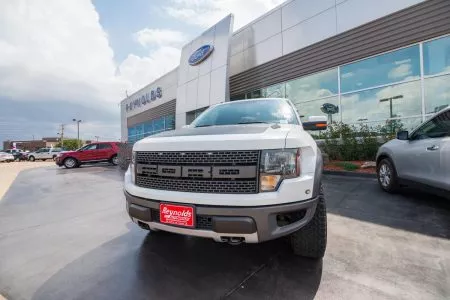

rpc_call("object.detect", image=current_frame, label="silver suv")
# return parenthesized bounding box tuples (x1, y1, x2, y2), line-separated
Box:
(376, 107, 450, 196)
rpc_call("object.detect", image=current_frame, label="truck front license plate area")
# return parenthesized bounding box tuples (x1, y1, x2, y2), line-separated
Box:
(159, 203, 195, 228)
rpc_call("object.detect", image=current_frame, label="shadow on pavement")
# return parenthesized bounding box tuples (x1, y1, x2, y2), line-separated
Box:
(324, 175, 450, 239)
(32, 226, 322, 300)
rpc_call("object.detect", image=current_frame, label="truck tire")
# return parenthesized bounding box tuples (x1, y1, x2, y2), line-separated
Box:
(290, 184, 327, 258)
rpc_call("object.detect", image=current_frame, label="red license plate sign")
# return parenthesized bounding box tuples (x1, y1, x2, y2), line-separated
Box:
(160, 204, 195, 228)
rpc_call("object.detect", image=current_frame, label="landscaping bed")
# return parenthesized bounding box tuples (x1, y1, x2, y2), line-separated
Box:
(324, 160, 376, 174)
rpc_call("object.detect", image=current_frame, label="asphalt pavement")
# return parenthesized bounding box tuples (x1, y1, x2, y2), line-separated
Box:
(0, 165, 449, 300)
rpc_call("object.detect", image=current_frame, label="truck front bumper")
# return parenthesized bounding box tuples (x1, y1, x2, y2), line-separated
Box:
(124, 190, 319, 243)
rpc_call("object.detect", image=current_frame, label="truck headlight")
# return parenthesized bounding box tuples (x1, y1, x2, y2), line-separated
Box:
(130, 151, 136, 184)
(260, 149, 300, 192)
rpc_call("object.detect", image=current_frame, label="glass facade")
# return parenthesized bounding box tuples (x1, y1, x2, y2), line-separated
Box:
(239, 35, 450, 133)
(127, 114, 175, 143)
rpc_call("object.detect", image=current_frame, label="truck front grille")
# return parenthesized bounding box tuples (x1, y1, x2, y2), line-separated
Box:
(135, 150, 260, 194)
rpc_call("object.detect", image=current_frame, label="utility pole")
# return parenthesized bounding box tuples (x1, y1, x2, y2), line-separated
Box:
(60, 124, 65, 148)
(95, 136, 99, 142)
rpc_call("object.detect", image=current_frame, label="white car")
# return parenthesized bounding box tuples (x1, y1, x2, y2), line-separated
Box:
(28, 148, 63, 161)
(124, 98, 328, 258)
(0, 152, 15, 162)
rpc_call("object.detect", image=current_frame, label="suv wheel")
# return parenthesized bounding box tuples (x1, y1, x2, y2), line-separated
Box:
(290, 184, 327, 258)
(111, 155, 119, 166)
(377, 158, 398, 193)
(29, 156, 35, 162)
(63, 157, 77, 169)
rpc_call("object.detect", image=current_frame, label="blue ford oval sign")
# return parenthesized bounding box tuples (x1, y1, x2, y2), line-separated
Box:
(188, 45, 214, 66)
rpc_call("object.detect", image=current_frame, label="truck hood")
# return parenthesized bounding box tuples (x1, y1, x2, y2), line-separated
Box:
(133, 124, 297, 151)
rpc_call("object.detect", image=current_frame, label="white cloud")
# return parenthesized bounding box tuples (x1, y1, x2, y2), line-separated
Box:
(388, 63, 412, 79)
(118, 46, 181, 93)
(163, 0, 285, 30)
(0, 0, 129, 141)
(134, 28, 187, 48)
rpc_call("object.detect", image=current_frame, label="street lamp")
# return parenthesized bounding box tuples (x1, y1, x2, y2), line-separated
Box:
(72, 119, 82, 148)
(379, 95, 403, 119)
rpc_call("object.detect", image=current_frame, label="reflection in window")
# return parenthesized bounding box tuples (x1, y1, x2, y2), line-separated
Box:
(246, 89, 262, 99)
(230, 93, 246, 101)
(263, 83, 286, 98)
(293, 96, 339, 123)
(423, 35, 450, 76)
(341, 81, 422, 123)
(165, 115, 175, 129)
(127, 114, 175, 143)
(341, 45, 420, 93)
(424, 74, 450, 114)
(286, 68, 338, 102)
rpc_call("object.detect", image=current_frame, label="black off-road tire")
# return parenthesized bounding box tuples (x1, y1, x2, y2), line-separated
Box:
(290, 185, 327, 258)
(377, 158, 399, 193)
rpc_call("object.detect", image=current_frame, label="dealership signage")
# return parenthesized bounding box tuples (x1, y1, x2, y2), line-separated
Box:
(126, 87, 162, 112)
(188, 45, 214, 66)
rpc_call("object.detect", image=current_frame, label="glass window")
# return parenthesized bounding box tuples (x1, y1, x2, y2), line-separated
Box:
(230, 94, 245, 101)
(246, 89, 262, 99)
(286, 68, 338, 102)
(340, 45, 420, 93)
(83, 144, 98, 150)
(411, 111, 450, 139)
(424, 74, 450, 114)
(153, 117, 164, 133)
(341, 81, 422, 123)
(144, 122, 153, 135)
(294, 96, 339, 123)
(165, 115, 175, 130)
(423, 35, 450, 76)
(98, 143, 112, 149)
(192, 99, 299, 127)
(263, 83, 286, 98)
(134, 124, 144, 140)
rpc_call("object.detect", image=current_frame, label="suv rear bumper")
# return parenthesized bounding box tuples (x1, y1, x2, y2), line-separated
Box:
(124, 190, 319, 243)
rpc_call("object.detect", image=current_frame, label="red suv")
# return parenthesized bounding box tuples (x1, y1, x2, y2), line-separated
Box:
(55, 142, 120, 169)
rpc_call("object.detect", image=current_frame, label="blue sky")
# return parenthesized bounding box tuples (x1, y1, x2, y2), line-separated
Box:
(0, 0, 284, 146)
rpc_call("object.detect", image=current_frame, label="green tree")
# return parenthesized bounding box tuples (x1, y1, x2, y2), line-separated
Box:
(55, 139, 80, 150)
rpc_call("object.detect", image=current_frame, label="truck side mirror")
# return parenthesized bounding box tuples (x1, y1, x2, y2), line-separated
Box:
(302, 116, 328, 131)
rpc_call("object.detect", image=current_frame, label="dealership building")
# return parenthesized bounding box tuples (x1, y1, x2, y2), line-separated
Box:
(120, 0, 450, 143)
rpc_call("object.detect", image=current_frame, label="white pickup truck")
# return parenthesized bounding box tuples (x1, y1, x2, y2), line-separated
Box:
(124, 98, 328, 258)
(28, 147, 62, 161)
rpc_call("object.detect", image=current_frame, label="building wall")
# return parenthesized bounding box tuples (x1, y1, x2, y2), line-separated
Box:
(229, 0, 426, 77)
(175, 15, 234, 128)
(120, 68, 178, 141)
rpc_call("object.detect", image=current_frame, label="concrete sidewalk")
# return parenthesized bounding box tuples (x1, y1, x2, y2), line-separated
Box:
(0, 161, 55, 201)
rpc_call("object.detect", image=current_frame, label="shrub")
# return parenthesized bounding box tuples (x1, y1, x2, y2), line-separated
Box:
(320, 121, 401, 161)
(334, 161, 359, 171)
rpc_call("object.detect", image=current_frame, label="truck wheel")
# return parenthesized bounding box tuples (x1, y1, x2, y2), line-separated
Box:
(29, 156, 35, 162)
(377, 158, 398, 193)
(290, 184, 327, 258)
(63, 157, 77, 169)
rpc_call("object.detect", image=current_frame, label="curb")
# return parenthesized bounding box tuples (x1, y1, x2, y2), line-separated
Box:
(323, 170, 377, 179)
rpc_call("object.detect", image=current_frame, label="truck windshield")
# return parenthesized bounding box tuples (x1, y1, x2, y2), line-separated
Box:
(192, 99, 299, 127)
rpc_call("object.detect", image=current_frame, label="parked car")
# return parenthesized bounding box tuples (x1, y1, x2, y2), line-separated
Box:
(4, 149, 28, 161)
(0, 152, 15, 162)
(55, 142, 120, 168)
(124, 98, 329, 258)
(376, 107, 450, 196)
(28, 148, 62, 161)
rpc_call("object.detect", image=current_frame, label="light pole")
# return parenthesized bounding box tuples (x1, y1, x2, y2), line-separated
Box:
(379, 95, 403, 119)
(95, 136, 99, 142)
(72, 119, 82, 148)
(379, 95, 403, 134)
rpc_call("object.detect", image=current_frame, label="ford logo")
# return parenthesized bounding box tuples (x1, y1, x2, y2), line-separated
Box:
(188, 45, 214, 66)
